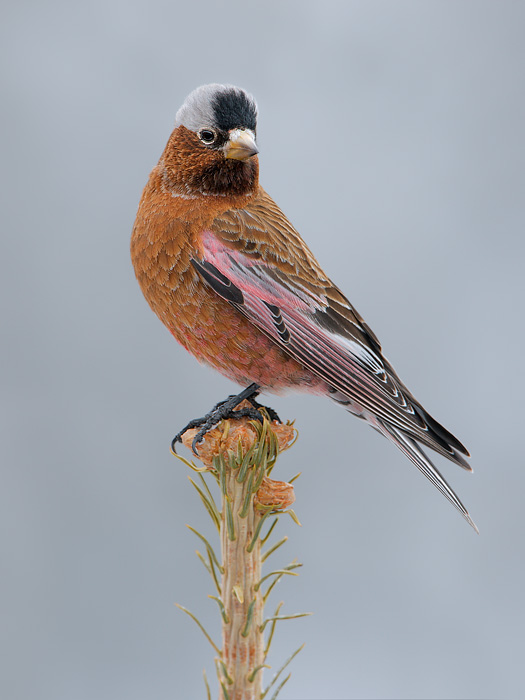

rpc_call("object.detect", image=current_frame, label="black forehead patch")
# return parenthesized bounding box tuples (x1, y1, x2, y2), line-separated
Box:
(211, 88, 257, 133)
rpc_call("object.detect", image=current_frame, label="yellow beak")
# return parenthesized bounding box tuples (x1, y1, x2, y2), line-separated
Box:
(224, 129, 258, 161)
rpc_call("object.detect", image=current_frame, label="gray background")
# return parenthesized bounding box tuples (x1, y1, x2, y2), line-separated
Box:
(2, 1, 524, 698)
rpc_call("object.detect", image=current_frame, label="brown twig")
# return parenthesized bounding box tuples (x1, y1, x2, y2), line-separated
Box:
(176, 403, 308, 699)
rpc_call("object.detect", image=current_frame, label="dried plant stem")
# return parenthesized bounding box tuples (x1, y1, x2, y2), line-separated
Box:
(177, 408, 307, 699)
(219, 466, 265, 699)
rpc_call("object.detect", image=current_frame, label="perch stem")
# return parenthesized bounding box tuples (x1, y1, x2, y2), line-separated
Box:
(219, 461, 264, 699)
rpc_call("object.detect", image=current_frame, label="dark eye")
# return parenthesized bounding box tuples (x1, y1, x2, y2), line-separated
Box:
(198, 129, 217, 144)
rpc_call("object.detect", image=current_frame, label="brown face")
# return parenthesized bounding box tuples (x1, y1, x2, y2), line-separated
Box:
(162, 125, 259, 198)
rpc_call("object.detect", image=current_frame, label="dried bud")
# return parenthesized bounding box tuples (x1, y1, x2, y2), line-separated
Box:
(180, 401, 296, 468)
(254, 476, 295, 510)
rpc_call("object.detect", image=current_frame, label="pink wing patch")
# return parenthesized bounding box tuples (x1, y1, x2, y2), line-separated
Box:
(196, 229, 422, 437)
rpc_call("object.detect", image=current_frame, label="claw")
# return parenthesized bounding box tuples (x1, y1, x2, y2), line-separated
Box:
(171, 415, 212, 453)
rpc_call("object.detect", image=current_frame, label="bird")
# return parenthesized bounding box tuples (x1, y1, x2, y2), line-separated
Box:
(131, 83, 477, 531)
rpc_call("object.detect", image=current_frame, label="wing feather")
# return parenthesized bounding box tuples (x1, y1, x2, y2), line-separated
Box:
(204, 196, 469, 465)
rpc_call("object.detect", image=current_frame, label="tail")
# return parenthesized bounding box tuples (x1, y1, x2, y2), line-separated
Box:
(374, 418, 478, 532)
(328, 387, 477, 531)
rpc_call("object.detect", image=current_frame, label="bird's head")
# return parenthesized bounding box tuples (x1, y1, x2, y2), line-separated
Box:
(161, 84, 259, 198)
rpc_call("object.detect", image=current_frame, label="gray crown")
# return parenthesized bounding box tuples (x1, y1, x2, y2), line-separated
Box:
(175, 84, 258, 134)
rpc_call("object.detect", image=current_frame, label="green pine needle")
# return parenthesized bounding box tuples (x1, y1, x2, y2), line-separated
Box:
(263, 601, 283, 658)
(239, 470, 255, 518)
(172, 452, 207, 473)
(195, 550, 221, 595)
(225, 498, 235, 541)
(263, 560, 303, 602)
(255, 569, 298, 592)
(208, 595, 229, 623)
(247, 663, 271, 683)
(260, 611, 312, 633)
(260, 517, 279, 547)
(186, 524, 223, 572)
(261, 536, 288, 563)
(203, 668, 211, 700)
(261, 644, 305, 699)
(247, 509, 274, 552)
(236, 443, 256, 483)
(187, 477, 221, 531)
(241, 599, 256, 638)
(253, 420, 269, 465)
(198, 473, 221, 516)
(268, 672, 291, 700)
(175, 604, 221, 655)
(216, 453, 228, 495)
(285, 509, 301, 526)
(217, 659, 234, 685)
(253, 454, 268, 491)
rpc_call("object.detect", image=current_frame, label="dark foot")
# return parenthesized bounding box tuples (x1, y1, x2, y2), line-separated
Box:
(172, 383, 280, 454)
(245, 396, 281, 424)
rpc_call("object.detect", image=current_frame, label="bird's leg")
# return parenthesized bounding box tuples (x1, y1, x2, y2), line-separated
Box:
(172, 383, 280, 454)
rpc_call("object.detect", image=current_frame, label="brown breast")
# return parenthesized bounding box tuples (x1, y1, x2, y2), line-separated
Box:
(130, 169, 315, 391)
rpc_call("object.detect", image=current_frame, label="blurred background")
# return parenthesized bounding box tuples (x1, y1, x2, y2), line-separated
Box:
(1, 1, 524, 698)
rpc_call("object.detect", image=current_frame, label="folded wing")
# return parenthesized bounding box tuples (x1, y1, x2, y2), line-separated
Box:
(191, 188, 475, 529)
